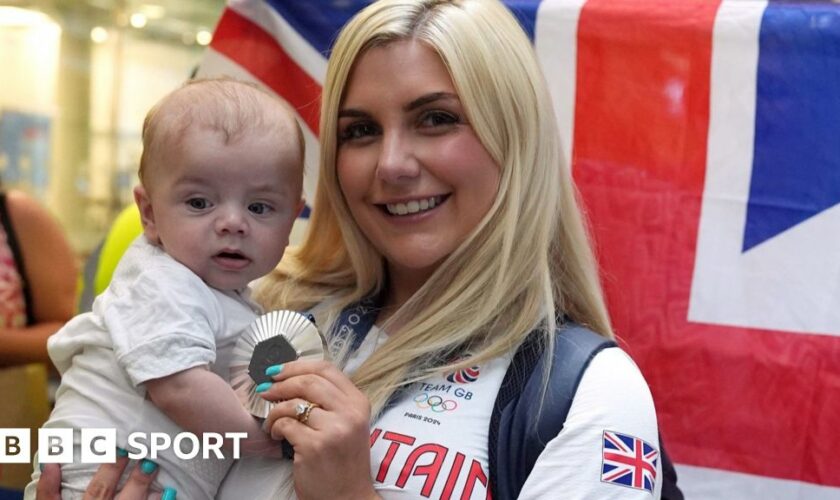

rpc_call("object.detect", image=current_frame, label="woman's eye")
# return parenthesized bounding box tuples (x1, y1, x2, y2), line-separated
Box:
(339, 121, 379, 143)
(186, 198, 209, 210)
(419, 111, 459, 128)
(248, 202, 272, 215)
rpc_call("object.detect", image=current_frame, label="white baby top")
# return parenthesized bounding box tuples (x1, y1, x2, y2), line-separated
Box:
(36, 236, 261, 500)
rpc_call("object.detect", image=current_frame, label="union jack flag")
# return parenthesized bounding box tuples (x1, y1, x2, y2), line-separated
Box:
(601, 430, 658, 494)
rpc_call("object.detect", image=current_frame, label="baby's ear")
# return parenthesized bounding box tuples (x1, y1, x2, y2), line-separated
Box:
(133, 185, 160, 244)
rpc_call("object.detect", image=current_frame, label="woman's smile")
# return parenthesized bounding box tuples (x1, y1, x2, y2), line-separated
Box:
(378, 194, 449, 216)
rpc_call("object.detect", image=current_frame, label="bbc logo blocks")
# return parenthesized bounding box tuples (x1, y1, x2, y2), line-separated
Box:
(38, 428, 116, 464)
(0, 428, 117, 464)
(0, 429, 30, 463)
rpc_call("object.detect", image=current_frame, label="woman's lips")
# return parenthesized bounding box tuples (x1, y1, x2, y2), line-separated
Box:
(377, 194, 450, 217)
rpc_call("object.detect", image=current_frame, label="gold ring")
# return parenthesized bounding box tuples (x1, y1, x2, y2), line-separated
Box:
(295, 401, 319, 424)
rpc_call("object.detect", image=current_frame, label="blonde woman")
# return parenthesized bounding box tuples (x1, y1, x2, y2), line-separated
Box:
(41, 0, 671, 498)
(238, 0, 665, 497)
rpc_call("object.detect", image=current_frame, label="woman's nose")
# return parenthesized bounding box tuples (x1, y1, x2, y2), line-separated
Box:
(376, 131, 420, 183)
(215, 207, 249, 235)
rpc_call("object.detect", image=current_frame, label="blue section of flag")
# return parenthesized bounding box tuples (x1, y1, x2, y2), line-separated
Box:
(264, 0, 366, 56)
(614, 472, 633, 487)
(744, 1, 840, 251)
(505, 0, 542, 40)
(617, 433, 634, 450)
(265, 0, 542, 55)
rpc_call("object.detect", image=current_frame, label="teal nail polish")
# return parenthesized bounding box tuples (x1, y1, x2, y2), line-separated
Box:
(255, 382, 272, 393)
(140, 459, 158, 475)
(265, 364, 283, 376)
(162, 487, 177, 500)
(117, 447, 129, 457)
(39, 463, 44, 472)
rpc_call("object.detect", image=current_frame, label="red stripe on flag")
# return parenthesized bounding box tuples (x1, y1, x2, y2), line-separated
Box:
(573, 0, 839, 487)
(211, 8, 321, 135)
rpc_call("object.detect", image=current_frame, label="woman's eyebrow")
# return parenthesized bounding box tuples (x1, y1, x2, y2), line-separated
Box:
(405, 92, 458, 111)
(338, 92, 460, 118)
(338, 108, 368, 118)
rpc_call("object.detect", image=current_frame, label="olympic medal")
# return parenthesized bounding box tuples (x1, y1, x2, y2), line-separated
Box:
(230, 310, 327, 418)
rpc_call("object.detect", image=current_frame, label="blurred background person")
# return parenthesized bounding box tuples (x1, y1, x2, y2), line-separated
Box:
(0, 186, 76, 366)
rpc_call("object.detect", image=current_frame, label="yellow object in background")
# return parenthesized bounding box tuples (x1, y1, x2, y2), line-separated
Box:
(77, 205, 143, 312)
(94, 205, 142, 296)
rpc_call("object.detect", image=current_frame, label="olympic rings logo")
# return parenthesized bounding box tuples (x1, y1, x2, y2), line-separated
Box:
(414, 393, 458, 412)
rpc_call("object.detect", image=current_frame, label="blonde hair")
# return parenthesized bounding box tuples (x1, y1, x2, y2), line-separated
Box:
(139, 78, 304, 188)
(256, 0, 612, 416)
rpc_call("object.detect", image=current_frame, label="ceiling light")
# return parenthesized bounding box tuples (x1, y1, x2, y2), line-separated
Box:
(90, 26, 109, 43)
(196, 30, 212, 46)
(130, 12, 147, 29)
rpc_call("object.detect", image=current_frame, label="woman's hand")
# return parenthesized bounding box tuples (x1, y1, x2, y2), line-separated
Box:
(36, 458, 175, 500)
(261, 360, 379, 500)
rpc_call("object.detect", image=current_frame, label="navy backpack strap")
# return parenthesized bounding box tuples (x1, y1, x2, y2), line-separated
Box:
(660, 438, 684, 500)
(489, 324, 615, 499)
(487, 330, 542, 496)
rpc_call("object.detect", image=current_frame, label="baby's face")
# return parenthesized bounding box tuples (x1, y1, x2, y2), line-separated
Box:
(135, 128, 303, 290)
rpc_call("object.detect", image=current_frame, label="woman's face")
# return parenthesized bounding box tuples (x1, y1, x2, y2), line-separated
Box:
(336, 40, 500, 293)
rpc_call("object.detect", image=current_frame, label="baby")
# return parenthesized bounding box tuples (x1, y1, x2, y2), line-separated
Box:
(26, 78, 305, 499)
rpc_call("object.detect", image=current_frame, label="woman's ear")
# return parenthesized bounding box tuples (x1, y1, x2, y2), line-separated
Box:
(133, 185, 160, 244)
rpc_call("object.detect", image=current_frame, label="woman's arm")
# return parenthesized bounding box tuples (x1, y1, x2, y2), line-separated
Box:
(517, 348, 663, 499)
(0, 191, 77, 366)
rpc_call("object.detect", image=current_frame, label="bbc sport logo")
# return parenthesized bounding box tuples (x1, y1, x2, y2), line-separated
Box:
(0, 428, 246, 463)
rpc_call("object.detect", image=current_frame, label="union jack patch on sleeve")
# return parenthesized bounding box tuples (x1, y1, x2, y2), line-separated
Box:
(601, 430, 658, 494)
